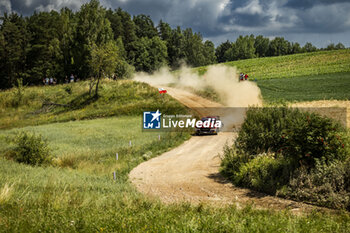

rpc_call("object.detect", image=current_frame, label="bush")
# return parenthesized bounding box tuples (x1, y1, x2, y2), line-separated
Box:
(220, 144, 250, 179)
(115, 60, 135, 79)
(286, 159, 350, 210)
(221, 106, 350, 209)
(8, 131, 52, 166)
(12, 78, 25, 108)
(235, 107, 346, 167)
(235, 107, 294, 155)
(223, 152, 293, 195)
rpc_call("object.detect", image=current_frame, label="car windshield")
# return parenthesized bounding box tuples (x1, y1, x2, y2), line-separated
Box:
(202, 117, 216, 121)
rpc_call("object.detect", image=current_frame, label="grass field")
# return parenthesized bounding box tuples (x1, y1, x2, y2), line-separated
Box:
(258, 72, 350, 103)
(1, 119, 350, 232)
(0, 79, 186, 129)
(0, 117, 186, 175)
(197, 49, 350, 80)
(2, 156, 350, 232)
(1, 60, 350, 231)
(195, 50, 350, 103)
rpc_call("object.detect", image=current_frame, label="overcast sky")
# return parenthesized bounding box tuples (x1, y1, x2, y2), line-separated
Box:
(1, 0, 350, 47)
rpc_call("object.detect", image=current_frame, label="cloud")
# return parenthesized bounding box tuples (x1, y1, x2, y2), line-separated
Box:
(284, 0, 350, 9)
(2, 0, 350, 47)
(294, 3, 350, 33)
(0, 0, 12, 13)
(8, 0, 86, 15)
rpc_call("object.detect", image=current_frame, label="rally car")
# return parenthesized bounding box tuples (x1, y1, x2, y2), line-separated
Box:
(195, 116, 221, 135)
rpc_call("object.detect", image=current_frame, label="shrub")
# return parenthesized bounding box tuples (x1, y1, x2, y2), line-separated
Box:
(115, 60, 135, 79)
(235, 107, 301, 155)
(286, 159, 350, 209)
(235, 107, 346, 167)
(282, 112, 346, 166)
(9, 131, 52, 166)
(221, 106, 350, 208)
(230, 154, 293, 195)
(12, 78, 25, 108)
(220, 144, 250, 179)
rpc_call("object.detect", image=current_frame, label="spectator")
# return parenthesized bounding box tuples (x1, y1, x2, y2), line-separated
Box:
(244, 74, 248, 80)
(239, 73, 244, 81)
(49, 77, 54, 85)
(70, 74, 74, 83)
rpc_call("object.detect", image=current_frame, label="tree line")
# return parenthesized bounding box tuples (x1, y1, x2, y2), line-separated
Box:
(0, 0, 347, 89)
(0, 0, 216, 89)
(215, 35, 346, 63)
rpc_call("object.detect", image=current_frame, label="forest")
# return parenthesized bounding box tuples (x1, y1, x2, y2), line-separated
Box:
(0, 0, 346, 89)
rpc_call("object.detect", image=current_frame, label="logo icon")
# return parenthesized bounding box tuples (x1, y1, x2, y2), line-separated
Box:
(143, 110, 162, 129)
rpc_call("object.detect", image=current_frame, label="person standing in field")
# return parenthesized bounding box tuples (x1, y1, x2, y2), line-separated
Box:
(70, 74, 74, 83)
(244, 74, 249, 80)
(239, 73, 244, 81)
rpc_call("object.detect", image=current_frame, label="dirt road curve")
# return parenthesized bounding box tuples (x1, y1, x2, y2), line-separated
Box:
(129, 87, 327, 213)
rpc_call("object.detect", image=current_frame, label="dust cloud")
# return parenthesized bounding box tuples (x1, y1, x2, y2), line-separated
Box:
(133, 64, 262, 107)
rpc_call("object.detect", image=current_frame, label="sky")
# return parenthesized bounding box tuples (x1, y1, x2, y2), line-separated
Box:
(1, 0, 349, 48)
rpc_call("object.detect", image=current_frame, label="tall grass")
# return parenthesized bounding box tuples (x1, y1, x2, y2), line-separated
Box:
(1, 158, 350, 232)
(0, 79, 187, 129)
(0, 116, 190, 176)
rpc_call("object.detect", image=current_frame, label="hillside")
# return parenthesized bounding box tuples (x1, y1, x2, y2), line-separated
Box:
(197, 49, 350, 80)
(259, 72, 350, 102)
(0, 80, 187, 129)
(195, 49, 350, 103)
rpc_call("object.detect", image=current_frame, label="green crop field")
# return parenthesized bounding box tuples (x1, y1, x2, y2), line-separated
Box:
(258, 72, 350, 103)
(196, 50, 350, 103)
(197, 49, 350, 80)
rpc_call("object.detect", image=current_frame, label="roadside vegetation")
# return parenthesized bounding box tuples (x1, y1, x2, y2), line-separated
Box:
(221, 107, 350, 210)
(2, 155, 350, 232)
(0, 117, 189, 174)
(0, 79, 186, 129)
(2, 81, 350, 231)
(1, 0, 350, 231)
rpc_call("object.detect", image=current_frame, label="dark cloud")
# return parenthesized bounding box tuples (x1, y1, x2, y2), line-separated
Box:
(2, 0, 350, 47)
(8, 0, 85, 15)
(222, 13, 271, 27)
(284, 0, 350, 9)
